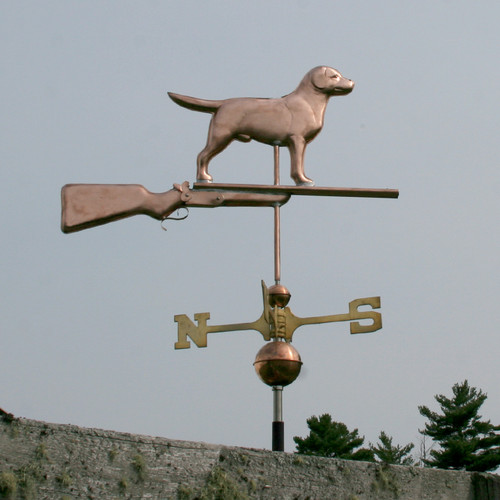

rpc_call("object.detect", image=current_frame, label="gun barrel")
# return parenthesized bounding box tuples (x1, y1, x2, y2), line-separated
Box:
(61, 184, 181, 233)
(194, 182, 399, 199)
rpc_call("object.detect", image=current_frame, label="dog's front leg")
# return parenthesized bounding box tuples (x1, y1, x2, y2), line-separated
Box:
(288, 136, 314, 186)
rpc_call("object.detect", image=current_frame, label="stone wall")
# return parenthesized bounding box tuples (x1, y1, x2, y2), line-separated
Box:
(0, 411, 499, 499)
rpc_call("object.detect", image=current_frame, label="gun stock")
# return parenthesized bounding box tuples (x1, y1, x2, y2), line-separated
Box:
(61, 184, 183, 233)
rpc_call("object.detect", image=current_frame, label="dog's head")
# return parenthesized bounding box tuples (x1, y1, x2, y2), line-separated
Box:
(309, 66, 354, 96)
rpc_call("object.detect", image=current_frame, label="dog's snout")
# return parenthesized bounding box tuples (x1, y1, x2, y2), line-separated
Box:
(344, 78, 355, 91)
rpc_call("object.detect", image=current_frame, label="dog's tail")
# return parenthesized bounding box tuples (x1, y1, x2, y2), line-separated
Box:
(168, 92, 222, 113)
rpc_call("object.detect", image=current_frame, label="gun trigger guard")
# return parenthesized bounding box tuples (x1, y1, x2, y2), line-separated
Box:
(161, 207, 189, 231)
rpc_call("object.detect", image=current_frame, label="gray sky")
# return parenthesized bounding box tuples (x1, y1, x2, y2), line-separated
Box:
(2, 1, 499, 458)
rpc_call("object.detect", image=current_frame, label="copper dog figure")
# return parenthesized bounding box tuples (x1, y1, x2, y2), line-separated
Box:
(168, 66, 354, 186)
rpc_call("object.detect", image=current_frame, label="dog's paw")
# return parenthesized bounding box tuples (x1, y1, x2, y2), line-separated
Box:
(296, 179, 315, 187)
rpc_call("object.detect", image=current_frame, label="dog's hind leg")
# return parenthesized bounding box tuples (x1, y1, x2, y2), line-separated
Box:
(196, 149, 213, 182)
(196, 126, 234, 183)
(288, 136, 314, 186)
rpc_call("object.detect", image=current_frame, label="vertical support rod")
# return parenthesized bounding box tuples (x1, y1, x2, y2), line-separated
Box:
(273, 146, 281, 285)
(272, 385, 284, 451)
(274, 145, 280, 186)
(272, 147, 284, 452)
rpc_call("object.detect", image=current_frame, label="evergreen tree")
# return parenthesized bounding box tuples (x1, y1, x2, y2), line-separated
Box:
(293, 414, 374, 461)
(370, 431, 415, 465)
(419, 380, 500, 472)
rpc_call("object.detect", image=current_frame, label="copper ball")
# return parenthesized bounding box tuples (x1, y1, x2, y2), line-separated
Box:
(253, 341, 302, 387)
(268, 284, 291, 308)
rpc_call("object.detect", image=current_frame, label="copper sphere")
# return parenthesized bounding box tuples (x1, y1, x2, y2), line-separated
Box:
(253, 341, 302, 387)
(268, 284, 291, 308)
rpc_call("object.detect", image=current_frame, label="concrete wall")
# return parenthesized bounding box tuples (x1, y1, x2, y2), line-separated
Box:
(1, 411, 499, 499)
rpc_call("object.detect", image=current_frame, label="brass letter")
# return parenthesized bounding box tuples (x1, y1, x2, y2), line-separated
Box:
(349, 297, 382, 334)
(174, 312, 210, 349)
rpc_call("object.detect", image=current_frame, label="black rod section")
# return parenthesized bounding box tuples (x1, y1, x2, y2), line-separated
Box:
(272, 421, 284, 452)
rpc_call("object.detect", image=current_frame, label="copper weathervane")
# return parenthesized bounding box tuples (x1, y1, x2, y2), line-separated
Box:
(61, 66, 399, 452)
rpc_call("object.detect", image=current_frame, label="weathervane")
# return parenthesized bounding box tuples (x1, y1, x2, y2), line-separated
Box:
(61, 66, 398, 452)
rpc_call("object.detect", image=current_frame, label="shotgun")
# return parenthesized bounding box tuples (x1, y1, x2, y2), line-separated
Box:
(61, 181, 291, 233)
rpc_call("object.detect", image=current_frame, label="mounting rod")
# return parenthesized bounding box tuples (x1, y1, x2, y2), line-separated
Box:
(271, 148, 285, 452)
(274, 146, 281, 285)
(272, 385, 284, 452)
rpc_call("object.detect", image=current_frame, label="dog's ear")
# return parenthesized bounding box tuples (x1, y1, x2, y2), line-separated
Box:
(311, 66, 337, 90)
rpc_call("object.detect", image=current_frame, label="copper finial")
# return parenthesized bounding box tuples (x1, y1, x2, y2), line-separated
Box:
(253, 341, 302, 387)
(268, 284, 291, 308)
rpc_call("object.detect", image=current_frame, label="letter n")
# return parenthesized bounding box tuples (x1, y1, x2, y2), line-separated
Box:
(174, 312, 210, 349)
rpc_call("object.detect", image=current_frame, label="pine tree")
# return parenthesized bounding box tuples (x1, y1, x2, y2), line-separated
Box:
(293, 413, 374, 461)
(419, 380, 500, 472)
(370, 431, 414, 465)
